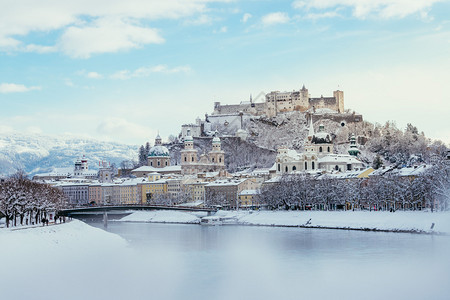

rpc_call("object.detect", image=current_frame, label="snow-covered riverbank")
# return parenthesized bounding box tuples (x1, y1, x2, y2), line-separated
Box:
(0, 220, 132, 299)
(119, 210, 204, 224)
(118, 210, 450, 234)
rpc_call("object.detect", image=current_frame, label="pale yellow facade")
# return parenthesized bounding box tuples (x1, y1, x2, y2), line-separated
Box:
(89, 184, 102, 205)
(119, 183, 140, 204)
(140, 180, 168, 204)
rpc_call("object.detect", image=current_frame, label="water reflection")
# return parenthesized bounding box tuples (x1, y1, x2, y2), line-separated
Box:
(87, 221, 450, 300)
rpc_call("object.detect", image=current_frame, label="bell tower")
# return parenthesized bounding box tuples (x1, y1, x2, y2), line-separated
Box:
(209, 136, 225, 166)
(181, 130, 198, 174)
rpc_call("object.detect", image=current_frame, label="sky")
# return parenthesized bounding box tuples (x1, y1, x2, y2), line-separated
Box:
(0, 0, 449, 146)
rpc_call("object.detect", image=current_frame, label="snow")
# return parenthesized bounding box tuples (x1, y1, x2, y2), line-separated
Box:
(148, 145, 170, 157)
(119, 210, 204, 224)
(0, 220, 132, 299)
(112, 210, 450, 234)
(214, 210, 450, 233)
(131, 165, 182, 172)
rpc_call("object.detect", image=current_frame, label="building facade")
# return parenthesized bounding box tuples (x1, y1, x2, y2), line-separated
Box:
(276, 119, 364, 175)
(181, 133, 226, 175)
(147, 134, 171, 168)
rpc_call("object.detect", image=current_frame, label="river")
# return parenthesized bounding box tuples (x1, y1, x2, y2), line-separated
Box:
(86, 221, 450, 300)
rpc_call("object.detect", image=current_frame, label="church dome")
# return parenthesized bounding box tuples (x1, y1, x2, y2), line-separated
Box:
(184, 135, 193, 142)
(312, 132, 332, 144)
(148, 145, 170, 157)
(312, 123, 332, 144)
(212, 136, 221, 144)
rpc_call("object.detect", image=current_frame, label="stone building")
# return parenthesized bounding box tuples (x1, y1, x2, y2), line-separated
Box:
(205, 178, 249, 209)
(275, 119, 364, 175)
(211, 85, 345, 118)
(265, 85, 344, 117)
(147, 134, 171, 168)
(181, 131, 226, 175)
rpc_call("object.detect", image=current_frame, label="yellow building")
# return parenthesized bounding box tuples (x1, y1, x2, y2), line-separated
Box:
(118, 182, 140, 204)
(88, 184, 102, 205)
(239, 190, 260, 208)
(140, 179, 168, 204)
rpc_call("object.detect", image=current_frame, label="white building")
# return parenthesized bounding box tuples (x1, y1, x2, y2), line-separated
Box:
(275, 119, 364, 175)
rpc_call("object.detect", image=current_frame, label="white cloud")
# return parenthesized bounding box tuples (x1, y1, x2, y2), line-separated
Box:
(0, 0, 227, 57)
(24, 44, 56, 53)
(111, 65, 191, 79)
(0, 83, 41, 93)
(110, 70, 131, 80)
(214, 26, 228, 33)
(26, 126, 43, 134)
(0, 37, 21, 50)
(64, 78, 75, 87)
(292, 1, 307, 9)
(292, 0, 443, 19)
(305, 11, 340, 20)
(58, 17, 164, 58)
(86, 72, 103, 79)
(185, 14, 214, 25)
(97, 117, 155, 142)
(242, 13, 252, 23)
(262, 12, 290, 26)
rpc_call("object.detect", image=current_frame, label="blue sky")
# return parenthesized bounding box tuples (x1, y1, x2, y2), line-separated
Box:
(1, 0, 449, 145)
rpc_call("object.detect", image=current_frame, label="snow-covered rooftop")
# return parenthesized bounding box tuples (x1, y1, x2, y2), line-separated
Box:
(239, 189, 259, 195)
(132, 165, 181, 173)
(148, 145, 170, 157)
(206, 178, 247, 186)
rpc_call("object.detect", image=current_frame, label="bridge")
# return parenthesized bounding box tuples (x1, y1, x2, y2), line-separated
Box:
(58, 205, 217, 217)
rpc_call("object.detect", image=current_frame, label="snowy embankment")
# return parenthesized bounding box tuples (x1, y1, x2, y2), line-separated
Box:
(217, 210, 450, 234)
(0, 220, 133, 299)
(0, 219, 128, 256)
(119, 210, 450, 234)
(119, 210, 205, 224)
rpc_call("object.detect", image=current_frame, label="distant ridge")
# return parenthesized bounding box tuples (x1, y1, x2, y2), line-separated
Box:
(0, 131, 137, 176)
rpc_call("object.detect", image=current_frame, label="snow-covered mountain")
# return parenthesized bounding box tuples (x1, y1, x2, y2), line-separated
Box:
(0, 132, 137, 176)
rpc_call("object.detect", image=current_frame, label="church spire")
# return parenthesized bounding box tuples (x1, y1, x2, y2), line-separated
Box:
(155, 132, 162, 146)
(308, 117, 315, 138)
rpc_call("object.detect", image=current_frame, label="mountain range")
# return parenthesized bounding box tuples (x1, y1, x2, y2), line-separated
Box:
(0, 131, 137, 176)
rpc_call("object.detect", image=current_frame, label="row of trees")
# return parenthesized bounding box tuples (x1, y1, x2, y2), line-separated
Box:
(257, 164, 450, 211)
(0, 173, 67, 228)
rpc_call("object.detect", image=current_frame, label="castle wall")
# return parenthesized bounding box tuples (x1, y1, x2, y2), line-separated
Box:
(213, 87, 345, 119)
(213, 102, 265, 116)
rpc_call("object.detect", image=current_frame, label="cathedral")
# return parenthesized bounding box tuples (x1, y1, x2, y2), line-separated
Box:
(181, 130, 226, 175)
(275, 118, 364, 175)
(147, 134, 171, 168)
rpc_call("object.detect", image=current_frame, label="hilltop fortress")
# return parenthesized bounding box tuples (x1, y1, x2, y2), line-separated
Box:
(213, 85, 344, 117)
(180, 84, 363, 141)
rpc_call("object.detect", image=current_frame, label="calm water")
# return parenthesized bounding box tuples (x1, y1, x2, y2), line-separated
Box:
(86, 221, 450, 300)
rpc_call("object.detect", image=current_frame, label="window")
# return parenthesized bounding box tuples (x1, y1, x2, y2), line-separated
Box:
(165, 161, 168, 166)
(219, 158, 222, 163)
(305, 162, 307, 170)
(312, 162, 315, 169)
(150, 162, 153, 166)
(327, 147, 330, 152)
(192, 157, 194, 162)
(184, 157, 187, 162)
(319, 147, 322, 152)
(278, 164, 280, 172)
(158, 161, 160, 166)
(292, 166, 296, 171)
(285, 166, 288, 172)
(212, 158, 215, 162)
